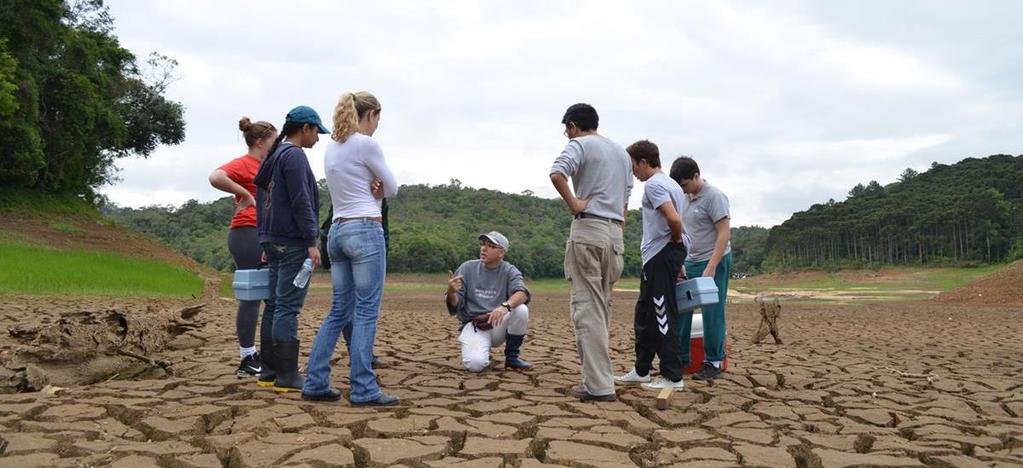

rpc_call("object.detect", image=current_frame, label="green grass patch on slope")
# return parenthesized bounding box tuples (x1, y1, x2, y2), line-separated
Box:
(0, 239, 203, 297)
(916, 265, 1008, 290)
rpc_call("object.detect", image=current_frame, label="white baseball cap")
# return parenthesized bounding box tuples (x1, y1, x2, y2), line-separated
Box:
(478, 231, 510, 251)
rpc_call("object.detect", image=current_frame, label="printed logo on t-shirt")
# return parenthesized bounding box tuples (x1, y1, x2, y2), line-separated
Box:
(474, 287, 498, 301)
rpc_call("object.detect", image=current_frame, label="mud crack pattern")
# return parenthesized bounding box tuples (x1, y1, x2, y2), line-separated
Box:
(0, 288, 1020, 467)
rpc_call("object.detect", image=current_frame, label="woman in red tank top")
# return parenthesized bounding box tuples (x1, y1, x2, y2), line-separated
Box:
(209, 117, 277, 378)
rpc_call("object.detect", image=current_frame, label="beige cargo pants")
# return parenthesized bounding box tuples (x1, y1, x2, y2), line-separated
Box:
(564, 218, 624, 396)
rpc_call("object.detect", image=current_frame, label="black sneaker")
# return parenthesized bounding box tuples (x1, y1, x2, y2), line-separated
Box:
(692, 362, 723, 381)
(237, 352, 262, 378)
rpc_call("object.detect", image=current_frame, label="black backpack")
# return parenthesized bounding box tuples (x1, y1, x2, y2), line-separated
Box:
(318, 209, 332, 270)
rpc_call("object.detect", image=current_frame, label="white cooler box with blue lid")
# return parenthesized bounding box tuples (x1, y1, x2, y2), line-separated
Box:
(233, 268, 270, 301)
(675, 277, 719, 312)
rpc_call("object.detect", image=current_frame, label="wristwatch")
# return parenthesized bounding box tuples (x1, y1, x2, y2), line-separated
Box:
(501, 302, 512, 312)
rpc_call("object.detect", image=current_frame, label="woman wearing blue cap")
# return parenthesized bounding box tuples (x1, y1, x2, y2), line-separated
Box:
(252, 105, 329, 393)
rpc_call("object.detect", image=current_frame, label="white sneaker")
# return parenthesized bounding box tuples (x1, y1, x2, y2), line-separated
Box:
(642, 376, 685, 391)
(614, 369, 651, 384)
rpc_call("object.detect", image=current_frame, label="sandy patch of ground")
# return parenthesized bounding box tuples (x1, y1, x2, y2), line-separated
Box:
(936, 260, 1023, 306)
(730, 289, 941, 304)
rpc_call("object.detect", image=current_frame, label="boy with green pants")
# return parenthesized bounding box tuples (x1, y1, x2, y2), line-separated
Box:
(669, 156, 732, 380)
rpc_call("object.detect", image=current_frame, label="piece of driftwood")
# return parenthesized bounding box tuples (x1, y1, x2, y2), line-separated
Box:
(752, 294, 782, 344)
(2, 303, 205, 392)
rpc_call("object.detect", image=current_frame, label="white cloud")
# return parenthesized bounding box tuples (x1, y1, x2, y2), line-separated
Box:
(708, 133, 955, 226)
(819, 41, 963, 92)
(97, 0, 1022, 228)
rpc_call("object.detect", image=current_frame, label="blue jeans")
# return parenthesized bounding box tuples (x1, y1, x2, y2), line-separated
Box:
(679, 252, 731, 364)
(303, 220, 386, 402)
(261, 243, 311, 344)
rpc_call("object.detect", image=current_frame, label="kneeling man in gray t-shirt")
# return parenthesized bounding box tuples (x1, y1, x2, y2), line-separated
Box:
(445, 231, 532, 372)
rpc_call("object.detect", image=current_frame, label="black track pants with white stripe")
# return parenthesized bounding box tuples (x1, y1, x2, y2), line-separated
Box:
(634, 242, 687, 382)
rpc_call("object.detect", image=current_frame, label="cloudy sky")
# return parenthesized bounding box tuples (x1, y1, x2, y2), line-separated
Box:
(99, 1, 1023, 227)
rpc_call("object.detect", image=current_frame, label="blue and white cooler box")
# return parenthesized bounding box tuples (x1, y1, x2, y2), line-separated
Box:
(675, 276, 727, 374)
(233, 268, 270, 301)
(675, 277, 719, 312)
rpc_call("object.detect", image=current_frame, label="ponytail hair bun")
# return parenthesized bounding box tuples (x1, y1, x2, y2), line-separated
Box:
(239, 117, 277, 147)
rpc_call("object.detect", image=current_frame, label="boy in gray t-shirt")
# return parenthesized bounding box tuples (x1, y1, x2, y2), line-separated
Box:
(615, 140, 688, 391)
(445, 231, 532, 372)
(670, 156, 732, 381)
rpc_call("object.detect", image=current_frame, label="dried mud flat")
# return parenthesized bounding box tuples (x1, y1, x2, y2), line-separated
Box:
(0, 286, 1021, 467)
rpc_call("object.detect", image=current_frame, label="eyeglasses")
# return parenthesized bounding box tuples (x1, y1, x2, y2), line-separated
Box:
(563, 122, 575, 138)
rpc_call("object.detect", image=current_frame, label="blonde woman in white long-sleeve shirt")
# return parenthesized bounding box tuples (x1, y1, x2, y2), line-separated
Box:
(302, 91, 400, 406)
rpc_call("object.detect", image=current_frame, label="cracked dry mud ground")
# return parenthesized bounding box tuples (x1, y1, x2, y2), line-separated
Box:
(0, 283, 1021, 467)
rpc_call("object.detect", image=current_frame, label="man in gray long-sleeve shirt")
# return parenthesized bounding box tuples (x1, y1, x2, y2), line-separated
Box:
(550, 103, 633, 402)
(446, 231, 532, 372)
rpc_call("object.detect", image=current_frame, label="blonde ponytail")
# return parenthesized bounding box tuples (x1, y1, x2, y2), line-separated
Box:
(331, 94, 359, 143)
(331, 91, 381, 143)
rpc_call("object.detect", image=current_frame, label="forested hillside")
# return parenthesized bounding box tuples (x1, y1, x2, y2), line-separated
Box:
(384, 182, 590, 278)
(102, 197, 238, 271)
(731, 226, 769, 275)
(104, 180, 766, 278)
(105, 154, 1020, 277)
(103, 181, 641, 278)
(764, 154, 1023, 269)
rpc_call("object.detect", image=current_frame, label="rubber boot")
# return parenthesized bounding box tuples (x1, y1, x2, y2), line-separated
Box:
(257, 341, 276, 388)
(272, 340, 304, 393)
(504, 334, 532, 369)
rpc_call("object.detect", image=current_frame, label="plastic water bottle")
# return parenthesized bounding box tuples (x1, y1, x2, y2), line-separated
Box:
(293, 259, 314, 288)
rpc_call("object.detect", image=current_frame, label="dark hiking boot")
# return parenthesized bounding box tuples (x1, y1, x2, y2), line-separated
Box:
(692, 362, 723, 381)
(302, 388, 342, 402)
(504, 334, 533, 370)
(568, 384, 616, 402)
(352, 393, 400, 406)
